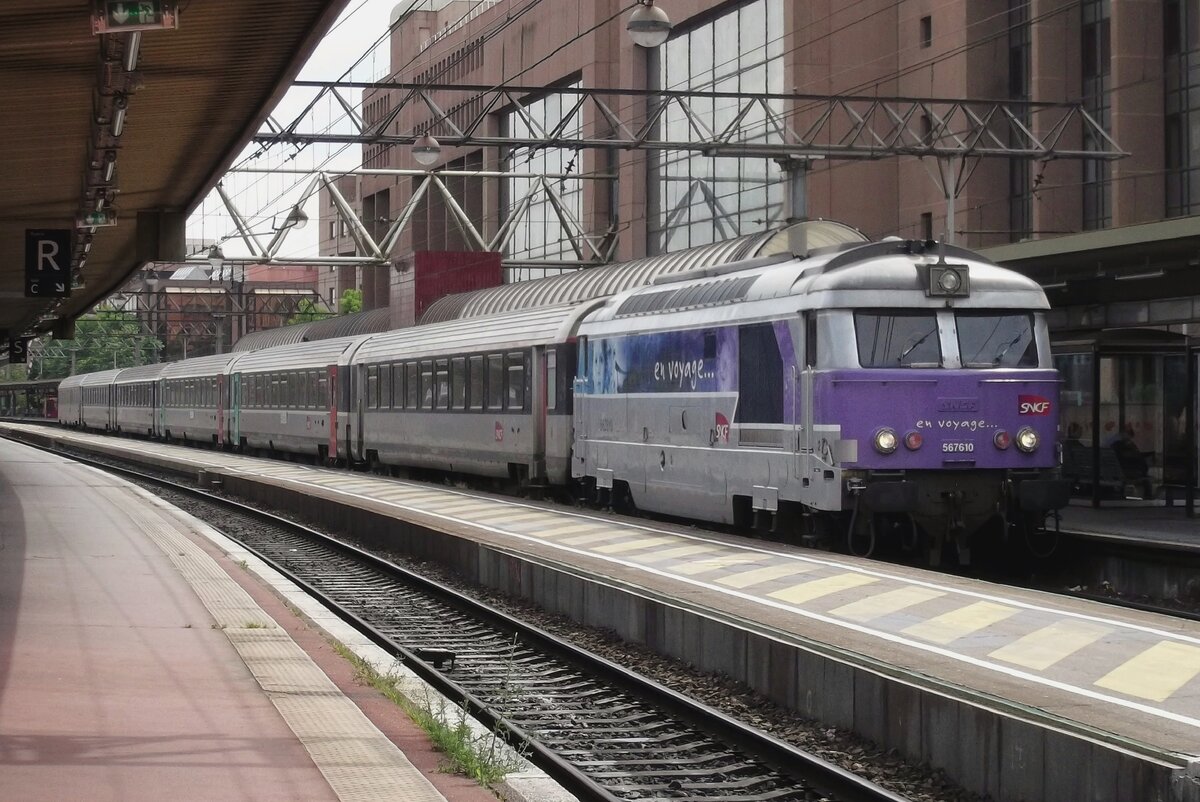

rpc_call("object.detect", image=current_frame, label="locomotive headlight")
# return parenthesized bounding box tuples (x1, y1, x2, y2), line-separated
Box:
(904, 431, 923, 450)
(1015, 426, 1039, 453)
(873, 427, 898, 454)
(993, 430, 1012, 450)
(927, 264, 970, 297)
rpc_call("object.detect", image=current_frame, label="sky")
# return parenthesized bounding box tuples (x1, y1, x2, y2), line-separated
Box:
(186, 0, 405, 262)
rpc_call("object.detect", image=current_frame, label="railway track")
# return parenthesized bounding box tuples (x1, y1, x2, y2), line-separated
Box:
(45, 441, 908, 802)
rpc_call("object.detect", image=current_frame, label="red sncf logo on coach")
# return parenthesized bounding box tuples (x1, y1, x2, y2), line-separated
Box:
(1018, 395, 1051, 415)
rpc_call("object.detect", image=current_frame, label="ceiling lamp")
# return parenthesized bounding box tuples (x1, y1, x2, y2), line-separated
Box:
(627, 1, 672, 48)
(412, 134, 442, 166)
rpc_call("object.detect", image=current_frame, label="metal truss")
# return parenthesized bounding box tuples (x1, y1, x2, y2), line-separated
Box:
(222, 168, 618, 269)
(257, 81, 1126, 161)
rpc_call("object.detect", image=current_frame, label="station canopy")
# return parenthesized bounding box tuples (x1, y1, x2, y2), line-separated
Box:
(0, 1, 348, 341)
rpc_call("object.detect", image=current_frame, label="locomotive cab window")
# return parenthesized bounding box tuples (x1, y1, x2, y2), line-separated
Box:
(855, 311, 942, 368)
(956, 312, 1038, 368)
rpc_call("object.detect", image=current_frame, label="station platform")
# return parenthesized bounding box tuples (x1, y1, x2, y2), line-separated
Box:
(4, 422, 1200, 802)
(0, 436, 506, 802)
(1059, 501, 1200, 550)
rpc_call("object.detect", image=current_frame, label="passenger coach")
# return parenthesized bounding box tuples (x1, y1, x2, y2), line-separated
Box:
(347, 303, 599, 485)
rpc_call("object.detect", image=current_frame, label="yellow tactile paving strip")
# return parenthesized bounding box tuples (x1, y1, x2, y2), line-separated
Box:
(22, 426, 1200, 737)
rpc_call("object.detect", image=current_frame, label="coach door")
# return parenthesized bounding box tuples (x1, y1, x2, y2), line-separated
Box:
(216, 374, 226, 446)
(327, 364, 338, 462)
(230, 373, 241, 447)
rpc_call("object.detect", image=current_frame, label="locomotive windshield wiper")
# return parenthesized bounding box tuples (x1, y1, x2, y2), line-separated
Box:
(992, 332, 1026, 365)
(897, 328, 936, 363)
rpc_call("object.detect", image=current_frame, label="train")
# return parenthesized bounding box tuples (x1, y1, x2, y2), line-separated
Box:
(57, 237, 1070, 564)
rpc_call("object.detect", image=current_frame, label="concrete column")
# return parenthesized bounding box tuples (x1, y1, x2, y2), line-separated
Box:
(1029, 0, 1082, 237)
(1110, 0, 1164, 225)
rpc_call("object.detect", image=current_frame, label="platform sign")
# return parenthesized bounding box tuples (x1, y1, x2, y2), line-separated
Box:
(24, 229, 71, 299)
(8, 337, 31, 364)
(91, 1, 179, 35)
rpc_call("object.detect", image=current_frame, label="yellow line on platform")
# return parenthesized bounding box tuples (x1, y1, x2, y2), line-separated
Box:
(768, 573, 878, 604)
(634, 544, 723, 563)
(593, 535, 681, 554)
(830, 586, 945, 623)
(533, 522, 610, 538)
(902, 601, 1017, 645)
(1095, 641, 1200, 703)
(718, 563, 815, 589)
(673, 554, 761, 576)
(989, 620, 1112, 671)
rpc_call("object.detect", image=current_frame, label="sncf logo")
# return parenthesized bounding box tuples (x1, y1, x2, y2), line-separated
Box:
(1018, 395, 1052, 415)
(714, 412, 730, 443)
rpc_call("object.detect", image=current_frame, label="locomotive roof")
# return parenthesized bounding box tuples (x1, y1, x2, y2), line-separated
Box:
(419, 221, 867, 324)
(585, 240, 1049, 328)
(353, 302, 604, 362)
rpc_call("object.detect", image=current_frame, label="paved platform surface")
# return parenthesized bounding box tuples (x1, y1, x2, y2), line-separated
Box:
(0, 437, 466, 802)
(19, 424, 1200, 758)
(7, 423, 1200, 772)
(1059, 501, 1199, 548)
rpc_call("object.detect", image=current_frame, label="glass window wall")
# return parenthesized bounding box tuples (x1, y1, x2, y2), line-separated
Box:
(650, 0, 785, 253)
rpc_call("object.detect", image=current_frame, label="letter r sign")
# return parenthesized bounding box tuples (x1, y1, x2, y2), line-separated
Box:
(24, 229, 72, 298)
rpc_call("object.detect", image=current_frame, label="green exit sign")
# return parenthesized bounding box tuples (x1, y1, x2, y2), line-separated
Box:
(91, 1, 179, 35)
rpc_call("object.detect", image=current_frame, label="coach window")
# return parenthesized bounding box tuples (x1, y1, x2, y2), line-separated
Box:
(367, 366, 378, 409)
(736, 324, 784, 424)
(392, 364, 404, 409)
(435, 359, 450, 409)
(319, 373, 329, 408)
(420, 360, 434, 409)
(379, 364, 392, 408)
(507, 352, 526, 411)
(546, 350, 557, 411)
(487, 354, 504, 410)
(406, 362, 419, 409)
(451, 357, 466, 409)
(469, 355, 484, 410)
